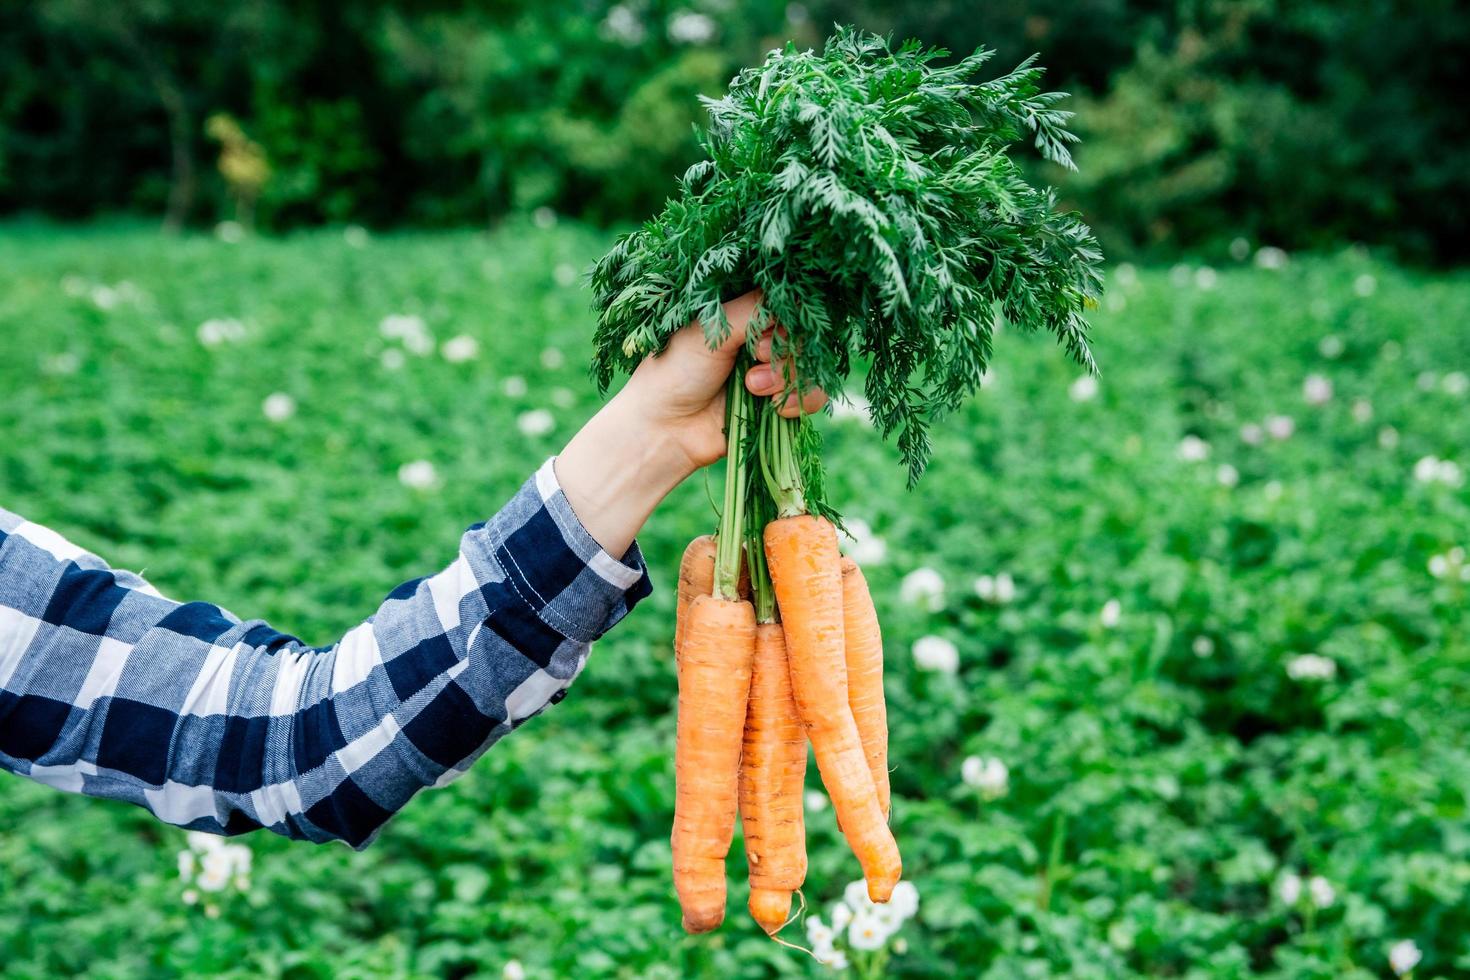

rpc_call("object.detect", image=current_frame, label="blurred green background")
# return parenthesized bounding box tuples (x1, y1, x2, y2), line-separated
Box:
(3, 3, 1470, 979)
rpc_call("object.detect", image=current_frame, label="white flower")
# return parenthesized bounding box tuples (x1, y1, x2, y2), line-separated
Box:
(817, 949, 848, 971)
(541, 347, 565, 369)
(441, 335, 480, 363)
(1303, 375, 1333, 405)
(899, 567, 945, 610)
(805, 915, 834, 947)
(1378, 426, 1399, 449)
(830, 393, 871, 422)
(379, 314, 432, 356)
(1216, 464, 1240, 488)
(1192, 636, 1215, 658)
(974, 573, 1016, 604)
(223, 844, 251, 876)
(1266, 415, 1295, 440)
(197, 865, 230, 893)
(1254, 246, 1288, 270)
(261, 393, 296, 423)
(553, 263, 579, 288)
(90, 284, 119, 310)
(1277, 872, 1302, 905)
(1229, 237, 1251, 261)
(1417, 371, 1439, 392)
(182, 889, 198, 905)
(1318, 334, 1345, 359)
(829, 901, 853, 933)
(380, 348, 405, 371)
(1443, 371, 1469, 396)
(502, 961, 526, 980)
(532, 207, 557, 229)
(1354, 273, 1377, 297)
(668, 10, 717, 44)
(1429, 554, 1449, 579)
(1388, 939, 1422, 977)
(204, 904, 221, 919)
(804, 790, 829, 813)
(1308, 875, 1335, 909)
(197, 318, 246, 347)
(1286, 653, 1336, 681)
(1177, 435, 1210, 462)
(1414, 455, 1443, 483)
(1437, 460, 1465, 487)
(517, 409, 555, 437)
(215, 221, 245, 243)
(1240, 423, 1265, 446)
(912, 636, 959, 674)
(343, 225, 369, 248)
(1194, 267, 1218, 290)
(847, 909, 892, 951)
(1100, 599, 1122, 629)
(844, 879, 875, 912)
(962, 755, 1009, 799)
(398, 460, 439, 490)
(186, 831, 224, 853)
(178, 850, 196, 880)
(1264, 480, 1284, 501)
(1069, 375, 1099, 402)
(550, 387, 575, 409)
(600, 4, 645, 44)
(838, 518, 887, 566)
(890, 880, 919, 919)
(1352, 399, 1374, 423)
(503, 375, 528, 398)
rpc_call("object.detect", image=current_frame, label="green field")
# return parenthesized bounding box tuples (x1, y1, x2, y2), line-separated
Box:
(2, 223, 1469, 978)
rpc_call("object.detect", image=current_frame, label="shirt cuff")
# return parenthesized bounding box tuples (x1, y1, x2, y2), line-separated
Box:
(490, 458, 653, 643)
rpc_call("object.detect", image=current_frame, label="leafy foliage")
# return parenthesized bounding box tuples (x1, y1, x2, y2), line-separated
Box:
(590, 28, 1103, 485)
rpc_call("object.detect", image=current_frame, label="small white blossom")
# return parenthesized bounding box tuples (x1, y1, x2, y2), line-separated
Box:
(1217, 464, 1240, 488)
(1240, 423, 1265, 446)
(1286, 653, 1336, 681)
(1254, 246, 1288, 270)
(1069, 375, 1100, 402)
(1194, 267, 1218, 290)
(962, 755, 1009, 799)
(890, 880, 919, 919)
(974, 573, 1016, 604)
(553, 263, 579, 288)
(178, 850, 197, 880)
(911, 635, 959, 674)
(1177, 435, 1211, 462)
(379, 314, 433, 355)
(667, 10, 717, 44)
(441, 335, 480, 363)
(532, 207, 557, 229)
(1414, 455, 1451, 484)
(540, 347, 565, 369)
(899, 567, 946, 610)
(829, 902, 853, 933)
(1266, 415, 1295, 440)
(1388, 939, 1422, 977)
(550, 387, 575, 409)
(1277, 872, 1303, 905)
(204, 904, 221, 919)
(89, 284, 119, 310)
(804, 790, 829, 813)
(261, 393, 296, 423)
(847, 909, 891, 951)
(1318, 334, 1345, 359)
(380, 348, 405, 371)
(817, 949, 848, 971)
(516, 409, 555, 437)
(1302, 375, 1333, 405)
(1352, 399, 1374, 423)
(1229, 237, 1251, 261)
(1192, 636, 1215, 658)
(182, 889, 199, 905)
(600, 4, 645, 44)
(1443, 371, 1469, 396)
(197, 318, 246, 347)
(1429, 554, 1448, 579)
(215, 221, 245, 243)
(1308, 875, 1335, 909)
(197, 865, 230, 893)
(343, 225, 369, 248)
(1353, 273, 1377, 297)
(838, 518, 887, 566)
(1378, 426, 1399, 449)
(502, 961, 526, 980)
(1100, 599, 1122, 629)
(1416, 371, 1439, 392)
(398, 460, 440, 490)
(1438, 460, 1465, 486)
(503, 375, 528, 398)
(1264, 480, 1284, 501)
(806, 915, 834, 947)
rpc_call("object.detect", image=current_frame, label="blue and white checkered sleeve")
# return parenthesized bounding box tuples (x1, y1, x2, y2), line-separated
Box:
(0, 458, 653, 847)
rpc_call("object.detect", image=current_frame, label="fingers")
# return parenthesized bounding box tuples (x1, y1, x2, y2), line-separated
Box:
(745, 361, 829, 418)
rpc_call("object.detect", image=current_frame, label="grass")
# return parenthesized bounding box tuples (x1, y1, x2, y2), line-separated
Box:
(1, 221, 1469, 979)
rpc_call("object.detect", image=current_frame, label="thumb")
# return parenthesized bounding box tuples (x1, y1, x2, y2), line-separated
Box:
(711, 289, 764, 355)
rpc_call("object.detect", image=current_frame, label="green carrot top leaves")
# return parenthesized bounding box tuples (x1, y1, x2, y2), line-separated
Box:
(590, 25, 1103, 486)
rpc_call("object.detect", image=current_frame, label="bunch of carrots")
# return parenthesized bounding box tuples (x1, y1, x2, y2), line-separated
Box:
(588, 27, 1102, 938)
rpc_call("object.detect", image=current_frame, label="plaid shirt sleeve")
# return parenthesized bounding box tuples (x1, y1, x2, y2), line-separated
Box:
(0, 459, 652, 847)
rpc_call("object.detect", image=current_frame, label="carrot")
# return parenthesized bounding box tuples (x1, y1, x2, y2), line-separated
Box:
(840, 556, 890, 819)
(674, 534, 717, 658)
(739, 623, 807, 933)
(672, 594, 757, 933)
(765, 515, 901, 902)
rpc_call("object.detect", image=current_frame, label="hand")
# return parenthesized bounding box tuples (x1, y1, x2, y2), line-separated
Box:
(555, 291, 828, 557)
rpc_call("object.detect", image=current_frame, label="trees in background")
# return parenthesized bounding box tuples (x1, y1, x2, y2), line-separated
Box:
(1, 0, 1465, 262)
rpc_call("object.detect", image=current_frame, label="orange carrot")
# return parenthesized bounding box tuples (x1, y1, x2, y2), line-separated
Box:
(840, 556, 889, 819)
(739, 623, 808, 933)
(672, 594, 757, 932)
(765, 515, 901, 902)
(674, 534, 717, 658)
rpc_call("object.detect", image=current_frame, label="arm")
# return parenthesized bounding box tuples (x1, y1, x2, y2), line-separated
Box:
(0, 292, 822, 846)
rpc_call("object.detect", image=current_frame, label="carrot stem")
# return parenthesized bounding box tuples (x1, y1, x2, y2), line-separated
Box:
(715, 355, 754, 600)
(759, 404, 805, 519)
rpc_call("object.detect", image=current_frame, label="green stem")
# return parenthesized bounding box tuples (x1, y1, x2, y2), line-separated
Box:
(746, 404, 777, 623)
(714, 358, 753, 600)
(759, 404, 807, 519)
